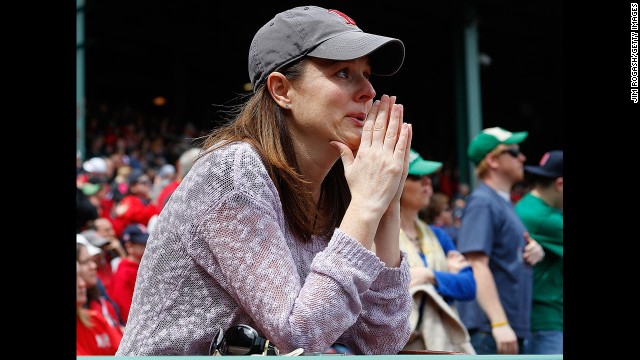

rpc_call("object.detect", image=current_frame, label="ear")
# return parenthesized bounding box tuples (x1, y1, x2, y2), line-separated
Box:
(484, 151, 501, 169)
(266, 72, 291, 110)
(555, 176, 563, 190)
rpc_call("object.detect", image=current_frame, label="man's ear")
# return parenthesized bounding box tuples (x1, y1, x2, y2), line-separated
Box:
(484, 151, 501, 169)
(266, 72, 291, 109)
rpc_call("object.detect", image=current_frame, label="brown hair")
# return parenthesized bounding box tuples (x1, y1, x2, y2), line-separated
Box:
(200, 59, 350, 242)
(421, 192, 450, 224)
(76, 260, 93, 328)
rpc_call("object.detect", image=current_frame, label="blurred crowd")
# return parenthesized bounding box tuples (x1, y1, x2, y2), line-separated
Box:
(76, 102, 204, 355)
(75, 103, 562, 356)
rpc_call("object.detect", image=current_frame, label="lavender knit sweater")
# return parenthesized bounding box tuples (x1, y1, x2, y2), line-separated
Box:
(116, 141, 412, 355)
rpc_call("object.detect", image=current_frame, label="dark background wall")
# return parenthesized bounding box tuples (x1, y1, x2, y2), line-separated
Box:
(83, 0, 563, 172)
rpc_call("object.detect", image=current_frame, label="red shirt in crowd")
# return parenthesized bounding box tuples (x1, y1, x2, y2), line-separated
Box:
(113, 194, 159, 238)
(76, 309, 122, 355)
(88, 297, 123, 334)
(109, 258, 140, 324)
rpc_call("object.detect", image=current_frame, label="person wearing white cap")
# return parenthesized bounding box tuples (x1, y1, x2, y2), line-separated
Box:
(76, 260, 122, 355)
(118, 5, 412, 356)
(77, 234, 102, 258)
(83, 157, 107, 176)
(76, 235, 125, 336)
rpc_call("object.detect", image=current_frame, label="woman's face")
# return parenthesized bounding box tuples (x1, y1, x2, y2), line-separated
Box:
(401, 175, 433, 212)
(126, 242, 147, 262)
(77, 262, 87, 307)
(130, 175, 152, 196)
(435, 206, 453, 226)
(287, 56, 376, 151)
(77, 246, 99, 288)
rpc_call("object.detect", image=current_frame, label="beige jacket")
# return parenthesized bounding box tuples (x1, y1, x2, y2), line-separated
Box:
(404, 283, 476, 354)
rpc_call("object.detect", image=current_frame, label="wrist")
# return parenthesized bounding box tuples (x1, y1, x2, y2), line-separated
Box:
(348, 197, 386, 218)
(491, 320, 509, 328)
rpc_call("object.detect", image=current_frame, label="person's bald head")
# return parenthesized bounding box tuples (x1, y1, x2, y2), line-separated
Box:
(93, 217, 116, 239)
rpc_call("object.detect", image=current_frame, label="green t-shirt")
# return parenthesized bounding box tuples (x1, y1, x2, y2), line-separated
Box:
(515, 192, 563, 331)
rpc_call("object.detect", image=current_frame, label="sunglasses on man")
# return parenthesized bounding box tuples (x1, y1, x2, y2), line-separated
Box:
(498, 148, 522, 158)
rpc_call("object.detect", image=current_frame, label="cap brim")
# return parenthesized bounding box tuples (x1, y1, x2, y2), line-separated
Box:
(82, 183, 101, 196)
(409, 160, 443, 176)
(307, 31, 405, 76)
(90, 239, 110, 247)
(504, 131, 528, 144)
(524, 165, 560, 178)
(77, 235, 102, 256)
(131, 235, 149, 244)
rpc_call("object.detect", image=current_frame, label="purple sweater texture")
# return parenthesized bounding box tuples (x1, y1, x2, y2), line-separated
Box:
(116, 141, 412, 355)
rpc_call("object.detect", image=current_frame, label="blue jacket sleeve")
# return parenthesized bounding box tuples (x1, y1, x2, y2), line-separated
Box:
(430, 226, 476, 301)
(431, 226, 455, 254)
(433, 267, 476, 301)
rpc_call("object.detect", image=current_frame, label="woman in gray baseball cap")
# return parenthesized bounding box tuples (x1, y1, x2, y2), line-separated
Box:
(117, 5, 412, 356)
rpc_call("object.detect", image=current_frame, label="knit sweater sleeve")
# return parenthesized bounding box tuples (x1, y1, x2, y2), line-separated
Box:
(116, 142, 411, 355)
(200, 143, 412, 355)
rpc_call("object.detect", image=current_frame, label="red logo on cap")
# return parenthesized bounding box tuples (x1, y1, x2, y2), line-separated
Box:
(539, 152, 550, 166)
(328, 9, 356, 25)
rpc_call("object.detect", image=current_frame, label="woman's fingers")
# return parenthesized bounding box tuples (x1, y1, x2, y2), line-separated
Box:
(395, 119, 411, 170)
(330, 141, 355, 167)
(384, 101, 403, 152)
(359, 99, 380, 149)
(370, 95, 393, 148)
(393, 121, 411, 193)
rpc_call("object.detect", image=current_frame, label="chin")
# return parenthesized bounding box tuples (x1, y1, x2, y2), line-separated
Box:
(341, 136, 361, 151)
(514, 170, 525, 181)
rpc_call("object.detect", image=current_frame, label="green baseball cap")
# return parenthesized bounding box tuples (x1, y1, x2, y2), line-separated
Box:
(467, 127, 528, 165)
(408, 149, 443, 176)
(81, 182, 101, 196)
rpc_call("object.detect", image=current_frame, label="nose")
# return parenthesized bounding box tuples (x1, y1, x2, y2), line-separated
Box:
(77, 276, 87, 289)
(357, 77, 376, 103)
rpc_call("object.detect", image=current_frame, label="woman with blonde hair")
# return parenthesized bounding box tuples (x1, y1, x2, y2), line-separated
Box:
(398, 149, 476, 354)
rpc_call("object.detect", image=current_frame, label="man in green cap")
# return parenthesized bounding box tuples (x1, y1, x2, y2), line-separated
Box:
(455, 127, 546, 354)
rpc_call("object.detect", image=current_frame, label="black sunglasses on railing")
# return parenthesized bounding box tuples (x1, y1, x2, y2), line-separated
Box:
(209, 324, 280, 356)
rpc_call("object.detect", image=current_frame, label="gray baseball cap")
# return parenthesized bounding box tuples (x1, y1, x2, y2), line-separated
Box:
(81, 229, 110, 248)
(248, 6, 405, 90)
